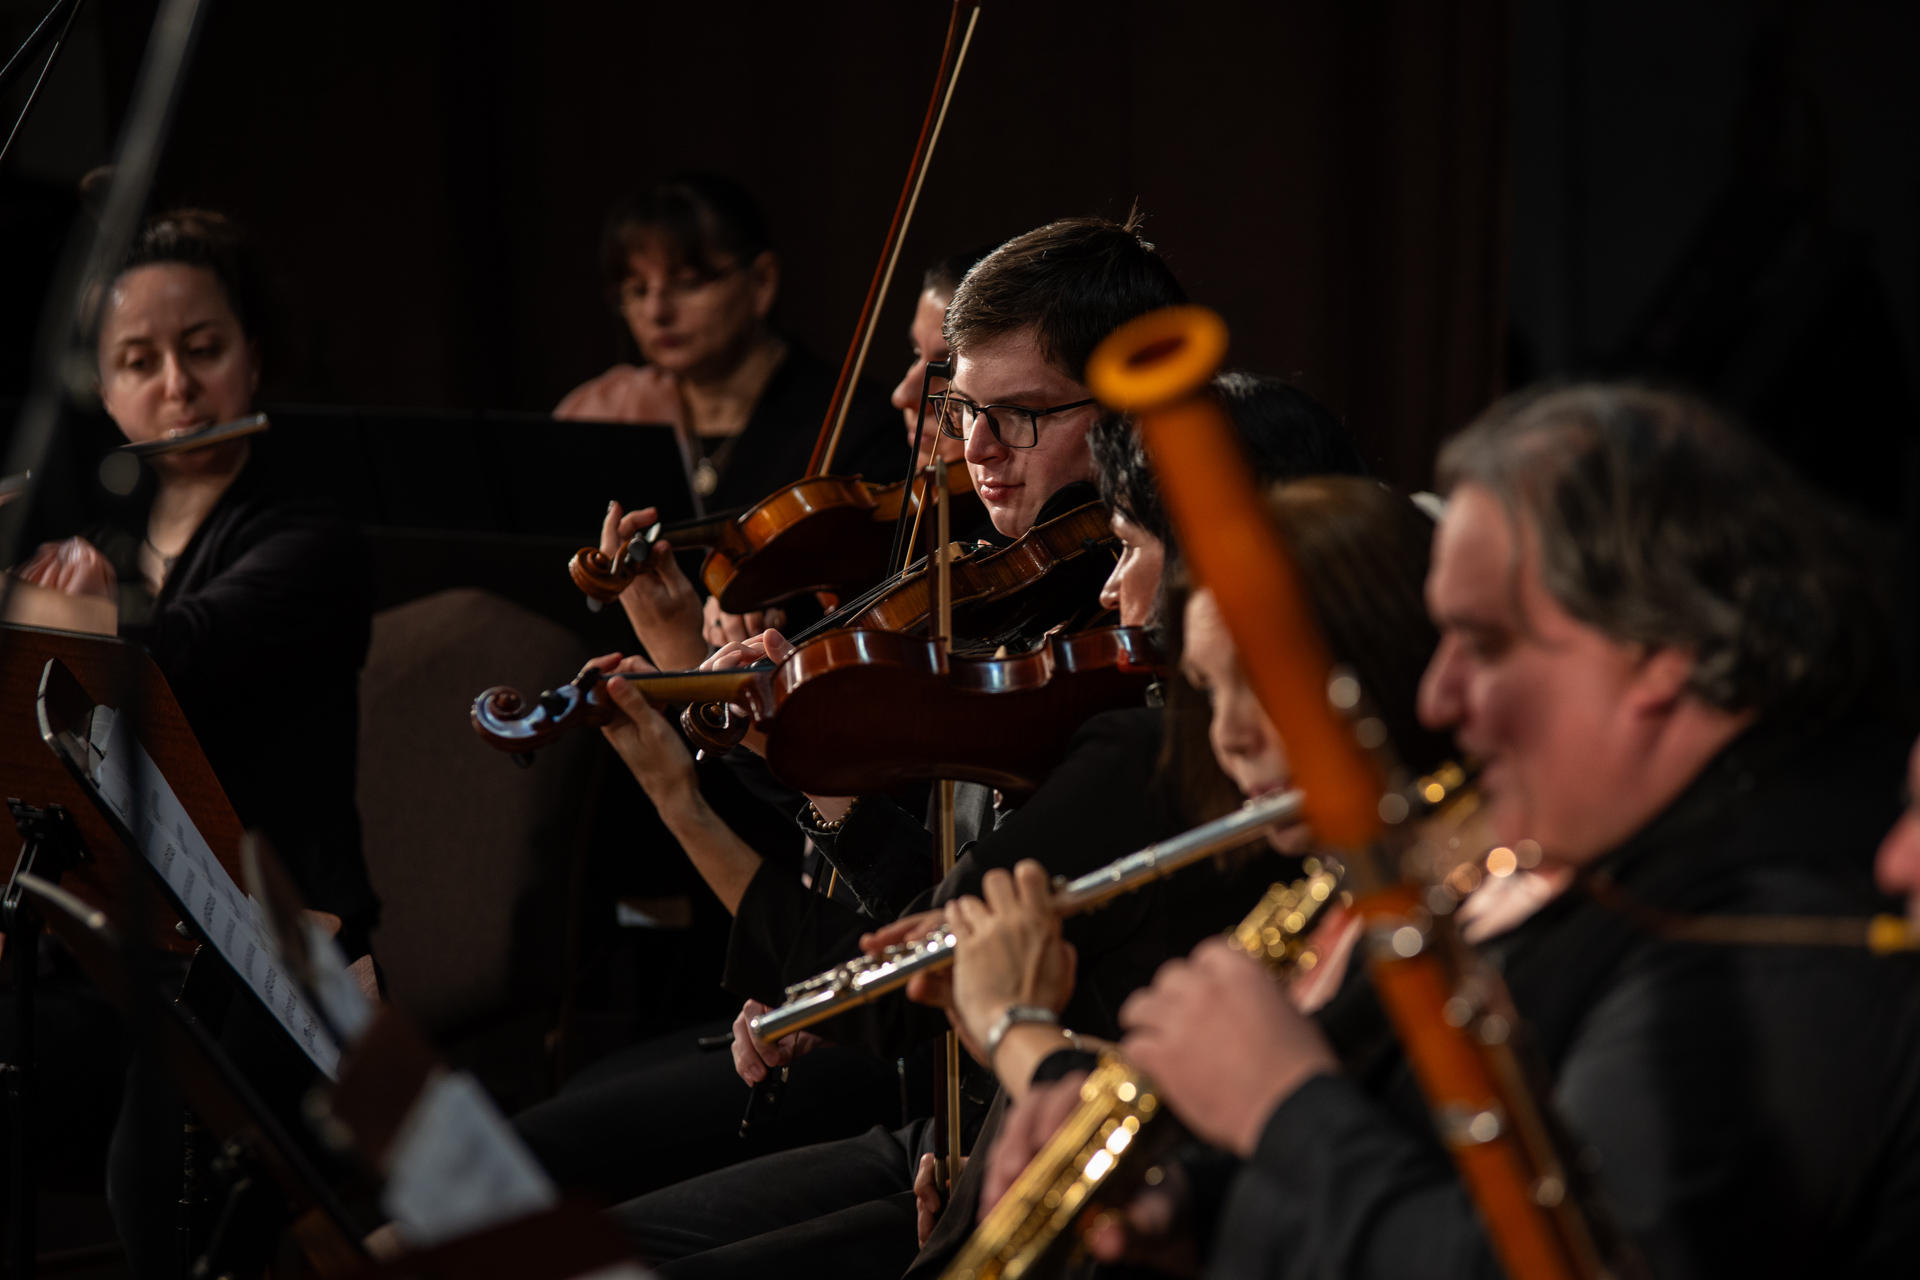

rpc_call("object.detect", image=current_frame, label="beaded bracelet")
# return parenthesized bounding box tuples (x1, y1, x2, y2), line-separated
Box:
(805, 797, 858, 832)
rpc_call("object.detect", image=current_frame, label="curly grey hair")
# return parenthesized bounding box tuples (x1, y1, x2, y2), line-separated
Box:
(1436, 383, 1883, 721)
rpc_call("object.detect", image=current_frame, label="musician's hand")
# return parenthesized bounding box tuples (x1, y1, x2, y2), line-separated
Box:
(14, 537, 116, 598)
(946, 862, 1077, 1062)
(556, 363, 682, 425)
(1119, 938, 1336, 1158)
(861, 908, 947, 958)
(599, 503, 706, 670)
(702, 595, 788, 650)
(914, 1152, 964, 1247)
(693, 628, 790, 757)
(597, 652, 699, 806)
(979, 1073, 1088, 1217)
(700, 627, 796, 672)
(1287, 906, 1361, 1015)
(731, 999, 819, 1086)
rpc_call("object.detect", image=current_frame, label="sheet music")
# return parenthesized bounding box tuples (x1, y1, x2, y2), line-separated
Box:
(84, 707, 343, 1077)
(76, 704, 569, 1250)
(380, 1070, 558, 1247)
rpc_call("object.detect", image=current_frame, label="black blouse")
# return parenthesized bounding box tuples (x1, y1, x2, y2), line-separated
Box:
(698, 343, 907, 513)
(726, 707, 1291, 1052)
(89, 447, 380, 951)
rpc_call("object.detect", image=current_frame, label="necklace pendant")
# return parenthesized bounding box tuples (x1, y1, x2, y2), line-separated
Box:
(693, 458, 719, 497)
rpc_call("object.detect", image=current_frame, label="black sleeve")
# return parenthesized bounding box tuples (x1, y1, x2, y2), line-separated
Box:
(720, 791, 938, 1005)
(724, 860, 864, 1005)
(144, 507, 372, 701)
(802, 794, 938, 920)
(1031, 1048, 1100, 1083)
(832, 380, 911, 485)
(720, 746, 808, 816)
(1210, 1074, 1499, 1280)
(802, 709, 1173, 1058)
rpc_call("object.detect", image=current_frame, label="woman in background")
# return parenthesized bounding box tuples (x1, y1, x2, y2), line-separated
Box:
(558, 172, 903, 507)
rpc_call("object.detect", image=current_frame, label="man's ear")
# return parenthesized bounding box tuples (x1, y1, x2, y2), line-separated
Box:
(1628, 645, 1695, 714)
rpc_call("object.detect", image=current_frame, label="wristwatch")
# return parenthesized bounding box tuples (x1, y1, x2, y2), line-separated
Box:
(985, 1004, 1059, 1067)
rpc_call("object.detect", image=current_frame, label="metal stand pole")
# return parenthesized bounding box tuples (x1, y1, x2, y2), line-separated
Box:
(178, 1109, 204, 1279)
(6, 895, 39, 1280)
(5, 800, 89, 1280)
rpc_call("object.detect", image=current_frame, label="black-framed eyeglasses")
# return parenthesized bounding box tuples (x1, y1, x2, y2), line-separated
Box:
(932, 394, 1097, 449)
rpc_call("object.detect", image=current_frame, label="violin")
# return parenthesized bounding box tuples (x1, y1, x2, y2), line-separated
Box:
(472, 624, 1160, 798)
(785, 495, 1118, 653)
(569, 462, 984, 610)
(571, 2, 983, 616)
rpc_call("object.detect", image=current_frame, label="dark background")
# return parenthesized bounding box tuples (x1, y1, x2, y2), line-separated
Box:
(1, 5, 1916, 1256)
(2, 0, 1516, 492)
(6, 1, 1915, 501)
(1, 0, 1915, 1025)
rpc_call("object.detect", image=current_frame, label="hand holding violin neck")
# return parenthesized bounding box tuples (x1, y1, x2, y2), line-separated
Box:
(471, 666, 761, 753)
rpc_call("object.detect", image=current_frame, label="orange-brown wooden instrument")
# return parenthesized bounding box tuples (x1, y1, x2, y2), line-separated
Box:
(570, 2, 981, 615)
(472, 624, 1159, 799)
(569, 463, 984, 610)
(1088, 306, 1620, 1280)
(823, 499, 1114, 650)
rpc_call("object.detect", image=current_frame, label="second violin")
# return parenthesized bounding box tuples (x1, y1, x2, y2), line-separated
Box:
(569, 462, 984, 612)
(472, 624, 1161, 799)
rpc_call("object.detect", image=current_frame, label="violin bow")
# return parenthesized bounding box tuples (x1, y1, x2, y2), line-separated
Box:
(806, 1, 982, 478)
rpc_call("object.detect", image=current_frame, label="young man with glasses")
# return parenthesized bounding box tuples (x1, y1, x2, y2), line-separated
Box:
(581, 216, 1198, 1280)
(934, 217, 1160, 541)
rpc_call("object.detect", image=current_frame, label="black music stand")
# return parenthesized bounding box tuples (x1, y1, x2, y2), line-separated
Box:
(33, 654, 373, 1275)
(11, 871, 368, 1275)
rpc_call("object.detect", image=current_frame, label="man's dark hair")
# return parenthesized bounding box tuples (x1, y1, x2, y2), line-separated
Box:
(1091, 370, 1368, 546)
(92, 209, 265, 342)
(1437, 382, 1887, 723)
(600, 172, 772, 298)
(922, 243, 999, 298)
(943, 215, 1186, 382)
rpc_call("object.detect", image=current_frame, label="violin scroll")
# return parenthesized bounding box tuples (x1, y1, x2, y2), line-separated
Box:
(680, 701, 751, 756)
(471, 669, 617, 753)
(569, 521, 661, 603)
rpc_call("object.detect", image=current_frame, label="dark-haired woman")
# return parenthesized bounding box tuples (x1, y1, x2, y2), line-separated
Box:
(559, 173, 903, 509)
(601, 242, 1000, 667)
(926, 476, 1448, 1269)
(17, 209, 378, 948)
(12, 210, 378, 1276)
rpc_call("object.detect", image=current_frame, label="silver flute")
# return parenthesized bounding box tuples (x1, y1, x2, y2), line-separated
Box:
(749, 787, 1306, 1043)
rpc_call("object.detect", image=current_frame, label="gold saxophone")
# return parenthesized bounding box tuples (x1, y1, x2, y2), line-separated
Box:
(941, 863, 1345, 1280)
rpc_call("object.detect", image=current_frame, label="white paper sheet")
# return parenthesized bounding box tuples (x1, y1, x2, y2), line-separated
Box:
(84, 707, 343, 1077)
(380, 1070, 559, 1247)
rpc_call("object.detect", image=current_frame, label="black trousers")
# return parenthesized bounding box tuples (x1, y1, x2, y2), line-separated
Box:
(513, 1019, 905, 1205)
(611, 1121, 928, 1280)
